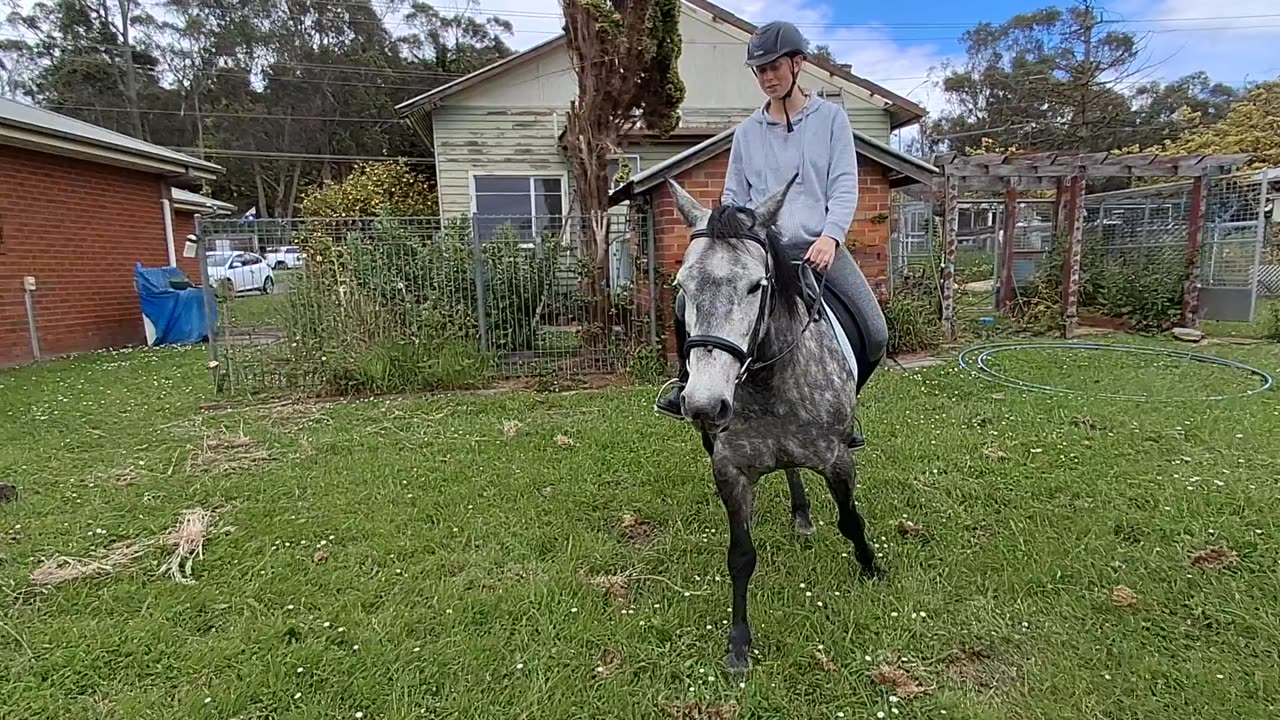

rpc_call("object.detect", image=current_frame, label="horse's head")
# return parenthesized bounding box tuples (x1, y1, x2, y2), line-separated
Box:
(668, 175, 803, 433)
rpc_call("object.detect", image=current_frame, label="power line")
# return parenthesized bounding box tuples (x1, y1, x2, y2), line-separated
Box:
(45, 104, 398, 122)
(168, 147, 433, 163)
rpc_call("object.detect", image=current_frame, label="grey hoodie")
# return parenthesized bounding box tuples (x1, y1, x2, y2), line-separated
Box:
(721, 94, 859, 246)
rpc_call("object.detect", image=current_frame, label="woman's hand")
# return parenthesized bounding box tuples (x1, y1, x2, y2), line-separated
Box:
(805, 235, 839, 271)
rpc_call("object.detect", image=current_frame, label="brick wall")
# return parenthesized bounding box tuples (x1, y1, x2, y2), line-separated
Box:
(0, 144, 174, 367)
(644, 149, 894, 358)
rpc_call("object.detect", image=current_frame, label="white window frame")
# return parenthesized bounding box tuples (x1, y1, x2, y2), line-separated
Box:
(468, 171, 569, 239)
(606, 154, 642, 193)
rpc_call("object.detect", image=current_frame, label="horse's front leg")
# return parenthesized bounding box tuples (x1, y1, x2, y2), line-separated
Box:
(714, 463, 757, 672)
(784, 468, 815, 536)
(820, 451, 882, 578)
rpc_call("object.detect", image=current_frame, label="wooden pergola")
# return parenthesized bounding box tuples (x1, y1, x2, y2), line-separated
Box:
(930, 151, 1252, 340)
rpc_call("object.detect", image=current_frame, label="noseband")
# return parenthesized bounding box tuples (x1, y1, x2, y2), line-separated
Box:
(682, 228, 826, 384)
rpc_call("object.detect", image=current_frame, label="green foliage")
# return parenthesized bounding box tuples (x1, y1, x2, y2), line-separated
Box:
(301, 161, 439, 219)
(881, 290, 941, 356)
(1027, 235, 1184, 332)
(279, 216, 563, 395)
(624, 343, 669, 384)
(1264, 302, 1280, 343)
(1145, 80, 1280, 170)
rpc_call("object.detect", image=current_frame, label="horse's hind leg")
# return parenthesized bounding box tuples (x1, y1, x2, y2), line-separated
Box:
(819, 453, 882, 578)
(784, 469, 815, 536)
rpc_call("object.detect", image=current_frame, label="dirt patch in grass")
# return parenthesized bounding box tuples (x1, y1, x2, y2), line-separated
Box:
(871, 665, 928, 699)
(660, 701, 739, 719)
(618, 513, 656, 548)
(944, 647, 1014, 689)
(895, 520, 927, 540)
(1190, 545, 1240, 570)
(580, 569, 631, 604)
(594, 648, 623, 678)
(1112, 586, 1140, 608)
(814, 648, 838, 672)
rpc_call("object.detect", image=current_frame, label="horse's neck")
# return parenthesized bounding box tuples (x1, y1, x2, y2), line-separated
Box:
(754, 300, 832, 382)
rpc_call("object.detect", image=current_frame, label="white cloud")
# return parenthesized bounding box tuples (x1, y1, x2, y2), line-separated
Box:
(1111, 0, 1280, 85)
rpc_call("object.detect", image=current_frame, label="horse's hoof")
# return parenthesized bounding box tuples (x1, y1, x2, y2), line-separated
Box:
(724, 652, 752, 673)
(861, 562, 888, 582)
(794, 516, 815, 537)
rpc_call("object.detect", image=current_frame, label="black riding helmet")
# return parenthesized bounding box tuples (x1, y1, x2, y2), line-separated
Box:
(746, 21, 809, 132)
(745, 20, 809, 67)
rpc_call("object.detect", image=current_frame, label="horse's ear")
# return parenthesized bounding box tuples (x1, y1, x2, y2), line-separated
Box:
(666, 179, 709, 227)
(755, 173, 800, 227)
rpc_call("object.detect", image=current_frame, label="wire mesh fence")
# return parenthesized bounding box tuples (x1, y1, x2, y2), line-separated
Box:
(199, 213, 661, 397)
(891, 168, 1275, 335)
(1080, 169, 1271, 326)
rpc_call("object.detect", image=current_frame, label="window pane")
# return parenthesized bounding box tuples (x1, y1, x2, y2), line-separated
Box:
(474, 176, 530, 194)
(533, 177, 561, 195)
(534, 192, 563, 218)
(475, 192, 531, 218)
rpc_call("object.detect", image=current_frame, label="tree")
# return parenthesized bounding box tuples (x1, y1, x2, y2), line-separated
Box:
(559, 0, 685, 326)
(1126, 71, 1240, 149)
(1147, 80, 1280, 169)
(926, 1, 1153, 155)
(400, 0, 513, 74)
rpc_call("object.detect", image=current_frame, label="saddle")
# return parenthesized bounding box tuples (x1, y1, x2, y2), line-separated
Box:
(796, 262, 875, 396)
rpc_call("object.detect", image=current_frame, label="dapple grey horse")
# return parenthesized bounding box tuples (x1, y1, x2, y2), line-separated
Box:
(666, 176, 881, 672)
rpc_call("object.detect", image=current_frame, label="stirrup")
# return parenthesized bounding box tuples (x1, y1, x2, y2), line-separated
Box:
(653, 378, 686, 420)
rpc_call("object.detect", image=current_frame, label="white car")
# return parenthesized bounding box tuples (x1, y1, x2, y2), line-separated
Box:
(265, 245, 306, 270)
(206, 251, 275, 295)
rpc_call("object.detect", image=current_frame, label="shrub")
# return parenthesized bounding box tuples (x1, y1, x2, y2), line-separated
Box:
(1027, 237, 1184, 333)
(881, 292, 940, 356)
(300, 161, 439, 219)
(1264, 302, 1280, 342)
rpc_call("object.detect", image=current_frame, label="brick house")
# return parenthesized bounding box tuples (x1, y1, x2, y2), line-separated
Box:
(1, 97, 223, 367)
(608, 126, 938, 358)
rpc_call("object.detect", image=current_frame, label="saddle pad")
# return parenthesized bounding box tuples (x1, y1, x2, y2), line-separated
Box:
(821, 299, 859, 386)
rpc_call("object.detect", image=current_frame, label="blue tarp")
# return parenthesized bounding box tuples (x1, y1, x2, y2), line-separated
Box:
(134, 262, 214, 346)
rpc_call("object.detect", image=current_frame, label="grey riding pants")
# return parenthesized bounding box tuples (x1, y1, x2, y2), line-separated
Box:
(674, 238, 889, 388)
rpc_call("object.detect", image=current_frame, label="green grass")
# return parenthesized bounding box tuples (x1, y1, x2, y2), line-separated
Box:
(1202, 297, 1280, 341)
(3, 340, 1280, 719)
(222, 270, 296, 330)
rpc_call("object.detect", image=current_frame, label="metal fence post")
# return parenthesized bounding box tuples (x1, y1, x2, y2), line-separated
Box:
(470, 213, 490, 353)
(645, 208, 658, 344)
(195, 216, 220, 391)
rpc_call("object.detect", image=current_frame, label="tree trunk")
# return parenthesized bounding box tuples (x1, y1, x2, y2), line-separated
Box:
(115, 0, 145, 140)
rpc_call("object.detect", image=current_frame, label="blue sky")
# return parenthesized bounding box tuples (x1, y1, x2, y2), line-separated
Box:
(493, 0, 1280, 112)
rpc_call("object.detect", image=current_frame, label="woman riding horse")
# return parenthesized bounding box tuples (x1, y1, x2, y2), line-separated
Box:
(654, 20, 888, 450)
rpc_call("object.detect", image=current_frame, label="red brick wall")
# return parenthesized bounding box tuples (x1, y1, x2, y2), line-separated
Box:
(0, 144, 175, 367)
(643, 149, 894, 358)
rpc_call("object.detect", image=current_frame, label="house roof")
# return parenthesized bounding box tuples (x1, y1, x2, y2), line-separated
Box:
(171, 187, 237, 215)
(608, 125, 939, 205)
(394, 0, 926, 130)
(0, 97, 223, 180)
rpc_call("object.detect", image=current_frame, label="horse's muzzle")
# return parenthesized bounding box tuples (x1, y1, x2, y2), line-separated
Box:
(683, 394, 733, 434)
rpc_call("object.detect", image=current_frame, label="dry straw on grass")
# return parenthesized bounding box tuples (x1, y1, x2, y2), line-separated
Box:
(29, 508, 230, 587)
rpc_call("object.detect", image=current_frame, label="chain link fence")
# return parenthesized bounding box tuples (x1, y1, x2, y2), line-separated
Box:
(199, 213, 662, 397)
(1080, 169, 1271, 327)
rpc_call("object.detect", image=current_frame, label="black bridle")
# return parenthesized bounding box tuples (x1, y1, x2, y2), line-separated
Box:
(682, 228, 827, 385)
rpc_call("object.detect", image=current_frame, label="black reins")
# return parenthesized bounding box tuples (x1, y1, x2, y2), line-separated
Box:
(682, 228, 828, 384)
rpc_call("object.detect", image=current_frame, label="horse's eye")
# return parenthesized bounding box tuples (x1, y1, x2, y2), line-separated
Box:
(747, 283, 764, 295)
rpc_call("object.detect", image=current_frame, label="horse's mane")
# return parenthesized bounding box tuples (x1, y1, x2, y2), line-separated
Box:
(703, 204, 805, 323)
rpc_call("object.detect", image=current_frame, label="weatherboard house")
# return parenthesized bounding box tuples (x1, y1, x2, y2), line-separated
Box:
(395, 0, 939, 340)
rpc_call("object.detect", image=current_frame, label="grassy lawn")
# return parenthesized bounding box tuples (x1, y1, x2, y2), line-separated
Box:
(222, 270, 296, 330)
(3, 340, 1280, 719)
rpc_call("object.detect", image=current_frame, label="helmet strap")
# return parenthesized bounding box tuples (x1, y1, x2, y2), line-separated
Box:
(780, 57, 801, 133)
